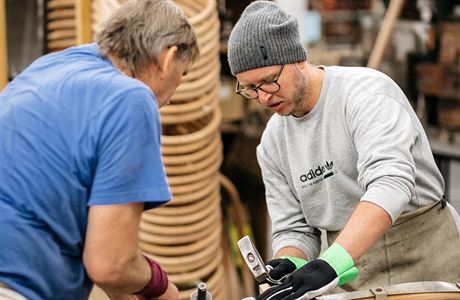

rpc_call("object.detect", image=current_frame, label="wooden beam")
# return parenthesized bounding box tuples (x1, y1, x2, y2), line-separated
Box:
(0, 0, 8, 90)
(75, 0, 92, 44)
(367, 0, 404, 70)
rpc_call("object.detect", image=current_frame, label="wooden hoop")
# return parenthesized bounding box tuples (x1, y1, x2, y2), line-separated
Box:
(191, 10, 218, 37)
(317, 282, 460, 300)
(153, 237, 219, 273)
(48, 29, 75, 40)
(140, 203, 220, 235)
(161, 82, 218, 114)
(139, 220, 221, 256)
(174, 64, 220, 94)
(187, 0, 215, 27)
(47, 38, 76, 50)
(183, 46, 219, 81)
(165, 142, 221, 175)
(153, 193, 214, 218)
(160, 97, 218, 125)
(168, 247, 222, 284)
(161, 132, 216, 155)
(47, 9, 75, 20)
(168, 174, 217, 196)
(163, 133, 220, 165)
(161, 109, 221, 145)
(168, 177, 219, 205)
(143, 190, 220, 225)
(47, 19, 75, 31)
(47, 0, 74, 10)
(148, 192, 213, 217)
(142, 188, 218, 224)
(166, 153, 222, 185)
(175, 0, 214, 27)
(196, 20, 219, 49)
(148, 233, 220, 267)
(180, 55, 219, 82)
(139, 215, 216, 245)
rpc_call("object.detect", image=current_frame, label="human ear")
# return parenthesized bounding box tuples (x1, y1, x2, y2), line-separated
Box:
(159, 46, 178, 80)
(296, 61, 306, 70)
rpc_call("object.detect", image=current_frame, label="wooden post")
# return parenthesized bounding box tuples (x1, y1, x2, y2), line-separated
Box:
(0, 0, 8, 90)
(367, 0, 404, 70)
(75, 0, 92, 45)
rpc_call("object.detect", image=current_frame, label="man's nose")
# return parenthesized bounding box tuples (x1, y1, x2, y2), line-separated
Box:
(257, 90, 272, 105)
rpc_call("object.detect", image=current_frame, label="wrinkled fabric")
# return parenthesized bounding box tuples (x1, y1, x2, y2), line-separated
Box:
(328, 201, 460, 292)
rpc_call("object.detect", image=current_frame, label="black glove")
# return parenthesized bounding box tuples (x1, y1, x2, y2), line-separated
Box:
(265, 256, 309, 284)
(257, 244, 358, 300)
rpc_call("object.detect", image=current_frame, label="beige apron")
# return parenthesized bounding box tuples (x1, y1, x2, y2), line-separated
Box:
(328, 200, 460, 292)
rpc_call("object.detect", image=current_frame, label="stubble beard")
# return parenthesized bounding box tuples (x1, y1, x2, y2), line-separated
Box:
(290, 69, 311, 117)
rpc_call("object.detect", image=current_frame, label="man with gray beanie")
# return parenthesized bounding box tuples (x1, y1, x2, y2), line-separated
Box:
(228, 1, 460, 299)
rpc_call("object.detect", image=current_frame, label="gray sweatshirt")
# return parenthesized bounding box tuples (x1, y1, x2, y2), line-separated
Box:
(256, 66, 444, 260)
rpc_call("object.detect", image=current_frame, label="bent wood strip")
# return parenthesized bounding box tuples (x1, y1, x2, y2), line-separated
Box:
(164, 142, 221, 175)
(139, 221, 221, 256)
(143, 190, 219, 225)
(163, 134, 220, 165)
(161, 109, 221, 145)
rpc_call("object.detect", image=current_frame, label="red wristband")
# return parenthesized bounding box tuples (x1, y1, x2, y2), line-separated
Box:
(135, 255, 169, 298)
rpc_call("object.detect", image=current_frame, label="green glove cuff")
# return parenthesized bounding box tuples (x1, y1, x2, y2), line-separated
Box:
(279, 255, 309, 269)
(319, 243, 359, 286)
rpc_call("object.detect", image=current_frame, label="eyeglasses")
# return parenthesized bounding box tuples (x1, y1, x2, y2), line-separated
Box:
(235, 65, 285, 99)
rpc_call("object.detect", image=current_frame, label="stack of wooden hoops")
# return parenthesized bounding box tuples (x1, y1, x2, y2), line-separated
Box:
(141, 0, 225, 298)
(91, 0, 123, 36)
(93, 0, 227, 298)
(46, 0, 76, 52)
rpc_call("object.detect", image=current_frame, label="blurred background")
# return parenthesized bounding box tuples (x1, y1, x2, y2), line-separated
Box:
(1, 0, 459, 298)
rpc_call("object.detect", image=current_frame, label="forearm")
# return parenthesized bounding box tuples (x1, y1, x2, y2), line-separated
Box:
(274, 246, 310, 261)
(335, 201, 392, 261)
(96, 249, 151, 295)
(84, 204, 153, 295)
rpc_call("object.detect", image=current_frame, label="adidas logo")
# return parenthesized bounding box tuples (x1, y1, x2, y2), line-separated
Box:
(299, 161, 334, 182)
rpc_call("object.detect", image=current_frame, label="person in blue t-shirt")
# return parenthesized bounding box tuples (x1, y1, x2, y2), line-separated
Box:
(0, 1, 199, 299)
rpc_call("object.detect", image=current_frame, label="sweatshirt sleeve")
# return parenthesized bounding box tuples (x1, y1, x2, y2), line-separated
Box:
(348, 92, 417, 222)
(257, 142, 321, 260)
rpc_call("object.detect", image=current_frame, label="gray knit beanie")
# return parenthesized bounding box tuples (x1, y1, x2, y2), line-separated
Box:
(227, 0, 307, 76)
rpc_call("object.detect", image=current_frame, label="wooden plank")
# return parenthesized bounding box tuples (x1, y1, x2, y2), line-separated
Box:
(367, 0, 404, 70)
(0, 0, 8, 90)
(75, 0, 92, 44)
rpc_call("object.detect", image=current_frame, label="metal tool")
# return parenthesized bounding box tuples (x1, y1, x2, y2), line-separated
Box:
(237, 235, 285, 285)
(190, 282, 212, 300)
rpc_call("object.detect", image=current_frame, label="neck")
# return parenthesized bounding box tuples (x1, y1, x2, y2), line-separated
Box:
(303, 65, 324, 114)
(107, 53, 133, 77)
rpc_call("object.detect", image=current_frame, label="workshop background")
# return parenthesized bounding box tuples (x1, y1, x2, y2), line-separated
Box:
(1, 0, 459, 299)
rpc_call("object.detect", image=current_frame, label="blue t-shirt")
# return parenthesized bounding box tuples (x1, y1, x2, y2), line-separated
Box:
(0, 43, 172, 299)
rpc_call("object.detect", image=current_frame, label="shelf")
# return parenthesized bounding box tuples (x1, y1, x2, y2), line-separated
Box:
(427, 127, 460, 160)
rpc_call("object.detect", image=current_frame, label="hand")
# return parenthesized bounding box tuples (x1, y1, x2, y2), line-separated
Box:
(266, 256, 308, 282)
(257, 243, 358, 300)
(154, 282, 179, 300)
(106, 279, 178, 300)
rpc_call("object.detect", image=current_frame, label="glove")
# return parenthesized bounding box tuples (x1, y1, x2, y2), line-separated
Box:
(257, 243, 358, 300)
(266, 256, 309, 282)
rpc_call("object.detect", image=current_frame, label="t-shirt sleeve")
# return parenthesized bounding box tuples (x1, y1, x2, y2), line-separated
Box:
(87, 88, 171, 209)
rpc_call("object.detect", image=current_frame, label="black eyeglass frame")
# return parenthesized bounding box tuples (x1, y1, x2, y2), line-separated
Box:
(235, 65, 285, 99)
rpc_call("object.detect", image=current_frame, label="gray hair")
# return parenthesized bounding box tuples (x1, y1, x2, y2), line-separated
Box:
(96, 0, 199, 74)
